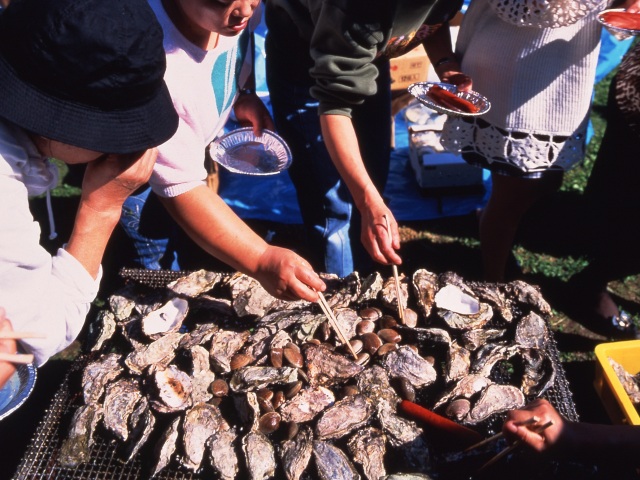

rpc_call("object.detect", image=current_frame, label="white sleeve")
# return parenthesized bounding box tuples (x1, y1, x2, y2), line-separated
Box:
(0, 163, 100, 366)
(488, 0, 607, 28)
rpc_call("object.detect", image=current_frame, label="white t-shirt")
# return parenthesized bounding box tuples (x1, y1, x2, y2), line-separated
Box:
(0, 119, 100, 366)
(148, 0, 260, 197)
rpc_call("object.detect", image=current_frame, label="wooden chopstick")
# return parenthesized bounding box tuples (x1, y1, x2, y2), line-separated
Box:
(0, 352, 35, 365)
(0, 331, 46, 340)
(317, 292, 359, 360)
(476, 420, 554, 473)
(463, 416, 539, 452)
(382, 215, 405, 324)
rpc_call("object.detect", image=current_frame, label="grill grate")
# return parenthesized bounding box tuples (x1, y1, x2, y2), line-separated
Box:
(12, 269, 580, 479)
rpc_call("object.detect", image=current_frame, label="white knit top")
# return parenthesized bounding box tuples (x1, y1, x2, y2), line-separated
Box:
(441, 0, 608, 173)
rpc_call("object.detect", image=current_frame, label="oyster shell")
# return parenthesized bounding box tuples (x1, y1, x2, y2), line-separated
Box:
(304, 344, 365, 387)
(438, 302, 493, 331)
(82, 353, 124, 404)
(466, 384, 525, 424)
(471, 343, 519, 378)
(229, 366, 298, 392)
(87, 310, 117, 352)
(141, 297, 189, 338)
(515, 311, 548, 350)
(444, 398, 471, 422)
(521, 349, 556, 397)
(411, 269, 439, 318)
(103, 378, 142, 442)
(323, 271, 361, 309)
(207, 429, 239, 480)
(356, 365, 399, 409)
(280, 425, 313, 480)
(382, 346, 437, 388)
(445, 342, 471, 383)
(149, 364, 193, 413)
(178, 322, 219, 350)
(125, 332, 184, 375)
(347, 427, 387, 480)
(210, 329, 250, 372)
(460, 328, 505, 351)
(182, 402, 229, 471)
(123, 396, 156, 462)
(505, 280, 552, 316)
(315, 394, 373, 439)
(377, 403, 429, 471)
(189, 345, 216, 404)
(151, 417, 180, 477)
(313, 440, 360, 480)
(243, 430, 276, 480)
(610, 357, 640, 404)
(357, 271, 384, 303)
(380, 274, 409, 311)
(279, 386, 335, 423)
(433, 374, 492, 410)
(59, 404, 103, 468)
(168, 269, 222, 297)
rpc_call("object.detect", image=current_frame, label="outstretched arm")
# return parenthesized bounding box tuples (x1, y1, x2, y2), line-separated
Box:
(423, 22, 472, 91)
(161, 185, 325, 302)
(319, 114, 402, 266)
(0, 308, 16, 390)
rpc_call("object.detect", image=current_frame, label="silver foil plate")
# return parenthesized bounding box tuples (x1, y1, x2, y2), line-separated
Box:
(0, 362, 36, 421)
(597, 9, 640, 41)
(209, 127, 292, 176)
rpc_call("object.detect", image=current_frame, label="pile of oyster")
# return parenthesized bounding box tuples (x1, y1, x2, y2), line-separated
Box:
(59, 268, 558, 479)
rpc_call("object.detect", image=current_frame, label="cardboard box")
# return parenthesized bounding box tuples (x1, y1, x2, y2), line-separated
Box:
(408, 125, 484, 189)
(390, 44, 430, 91)
(594, 340, 640, 425)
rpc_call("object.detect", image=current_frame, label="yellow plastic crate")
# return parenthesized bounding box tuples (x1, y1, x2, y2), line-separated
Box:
(594, 340, 640, 425)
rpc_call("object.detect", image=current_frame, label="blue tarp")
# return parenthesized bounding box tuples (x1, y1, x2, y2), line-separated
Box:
(219, 10, 631, 224)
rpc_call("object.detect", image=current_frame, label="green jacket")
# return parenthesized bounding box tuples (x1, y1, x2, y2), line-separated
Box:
(265, 0, 462, 115)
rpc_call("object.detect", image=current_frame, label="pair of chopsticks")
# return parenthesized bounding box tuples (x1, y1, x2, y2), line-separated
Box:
(382, 215, 405, 324)
(468, 416, 554, 473)
(316, 292, 359, 360)
(0, 331, 42, 365)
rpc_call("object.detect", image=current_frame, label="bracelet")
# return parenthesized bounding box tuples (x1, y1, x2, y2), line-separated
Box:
(239, 87, 255, 95)
(434, 56, 458, 68)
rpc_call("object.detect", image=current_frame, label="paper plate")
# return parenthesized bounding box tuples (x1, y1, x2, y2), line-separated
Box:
(209, 127, 292, 176)
(408, 82, 491, 118)
(597, 9, 640, 40)
(0, 363, 36, 421)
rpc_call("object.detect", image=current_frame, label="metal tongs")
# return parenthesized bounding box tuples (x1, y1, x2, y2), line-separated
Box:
(464, 416, 554, 473)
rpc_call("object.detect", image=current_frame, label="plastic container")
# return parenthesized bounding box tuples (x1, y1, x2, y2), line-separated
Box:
(594, 340, 640, 425)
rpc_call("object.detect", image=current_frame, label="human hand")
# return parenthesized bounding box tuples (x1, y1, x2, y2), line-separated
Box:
(359, 196, 402, 266)
(254, 246, 326, 302)
(502, 399, 567, 453)
(80, 148, 158, 215)
(233, 92, 275, 136)
(0, 308, 17, 390)
(439, 70, 473, 92)
(621, 0, 640, 13)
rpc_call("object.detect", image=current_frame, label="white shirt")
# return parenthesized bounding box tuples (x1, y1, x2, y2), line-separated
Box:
(148, 0, 259, 197)
(0, 119, 100, 366)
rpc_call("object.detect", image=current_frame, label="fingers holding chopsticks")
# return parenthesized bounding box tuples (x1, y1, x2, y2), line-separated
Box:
(502, 399, 565, 453)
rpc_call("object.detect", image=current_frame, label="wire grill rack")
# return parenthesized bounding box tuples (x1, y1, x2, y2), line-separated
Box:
(12, 268, 580, 479)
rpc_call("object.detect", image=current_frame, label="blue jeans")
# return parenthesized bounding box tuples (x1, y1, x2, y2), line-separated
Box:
(266, 47, 391, 277)
(120, 187, 180, 270)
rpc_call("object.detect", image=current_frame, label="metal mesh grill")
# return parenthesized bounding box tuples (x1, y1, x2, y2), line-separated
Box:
(12, 269, 579, 478)
(12, 359, 196, 480)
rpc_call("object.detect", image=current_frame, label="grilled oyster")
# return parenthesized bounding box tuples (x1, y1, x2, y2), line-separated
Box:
(412, 269, 439, 319)
(315, 394, 373, 439)
(313, 440, 360, 480)
(123, 396, 156, 462)
(210, 329, 250, 372)
(280, 425, 313, 480)
(505, 280, 552, 316)
(357, 271, 384, 303)
(521, 349, 556, 397)
(432, 374, 492, 410)
(150, 417, 180, 477)
(189, 345, 216, 404)
(279, 386, 335, 423)
(438, 302, 493, 331)
(181, 402, 229, 471)
(377, 403, 429, 471)
(304, 344, 364, 387)
(356, 365, 399, 409)
(125, 332, 184, 374)
(243, 430, 276, 480)
(82, 353, 124, 404)
(87, 310, 117, 352)
(347, 427, 387, 480)
(148, 364, 193, 413)
(471, 343, 519, 378)
(178, 322, 219, 350)
(382, 346, 437, 388)
(515, 311, 548, 350)
(207, 428, 239, 480)
(167, 269, 222, 297)
(229, 366, 298, 392)
(109, 287, 137, 321)
(59, 404, 103, 468)
(460, 328, 505, 351)
(466, 384, 525, 424)
(380, 274, 409, 311)
(234, 391, 261, 431)
(103, 378, 142, 442)
(445, 342, 471, 383)
(323, 271, 361, 309)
